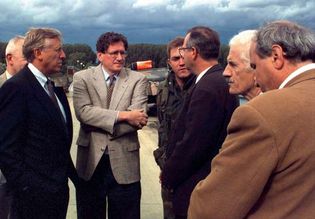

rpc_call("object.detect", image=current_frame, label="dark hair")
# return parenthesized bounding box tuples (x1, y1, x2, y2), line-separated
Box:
(186, 26, 220, 60)
(96, 32, 128, 53)
(167, 36, 184, 58)
(256, 20, 315, 62)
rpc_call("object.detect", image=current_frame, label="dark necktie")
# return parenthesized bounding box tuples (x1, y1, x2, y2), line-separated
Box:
(106, 75, 116, 108)
(46, 79, 59, 107)
(45, 79, 66, 123)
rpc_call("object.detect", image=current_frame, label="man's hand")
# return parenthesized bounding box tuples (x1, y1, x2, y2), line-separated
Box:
(118, 109, 148, 129)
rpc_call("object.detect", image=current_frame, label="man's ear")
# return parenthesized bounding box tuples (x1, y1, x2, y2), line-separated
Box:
(192, 47, 198, 60)
(271, 45, 285, 69)
(34, 48, 43, 61)
(6, 54, 13, 64)
(97, 52, 103, 62)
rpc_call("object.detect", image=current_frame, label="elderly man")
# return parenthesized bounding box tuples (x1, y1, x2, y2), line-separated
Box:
(0, 36, 26, 86)
(0, 35, 26, 219)
(188, 20, 315, 219)
(162, 26, 239, 218)
(223, 30, 261, 101)
(0, 28, 77, 219)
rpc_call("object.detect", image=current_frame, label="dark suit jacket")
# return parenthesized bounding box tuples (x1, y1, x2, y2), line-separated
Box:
(162, 64, 239, 215)
(0, 65, 76, 194)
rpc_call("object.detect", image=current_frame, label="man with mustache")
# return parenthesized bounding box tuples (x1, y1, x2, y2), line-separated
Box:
(223, 30, 261, 101)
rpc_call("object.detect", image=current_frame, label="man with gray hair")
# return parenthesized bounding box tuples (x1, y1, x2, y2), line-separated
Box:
(0, 35, 26, 219)
(0, 36, 26, 86)
(188, 20, 315, 219)
(223, 30, 261, 101)
(0, 28, 78, 219)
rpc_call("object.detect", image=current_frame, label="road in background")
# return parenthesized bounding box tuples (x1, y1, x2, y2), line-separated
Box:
(66, 96, 163, 219)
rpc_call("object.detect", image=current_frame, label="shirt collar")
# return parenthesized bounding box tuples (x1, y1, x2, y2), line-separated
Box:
(28, 63, 49, 88)
(279, 63, 315, 89)
(5, 71, 13, 80)
(195, 66, 211, 84)
(101, 66, 119, 82)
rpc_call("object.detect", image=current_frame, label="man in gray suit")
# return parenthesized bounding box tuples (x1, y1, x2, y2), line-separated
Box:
(73, 32, 148, 219)
(0, 35, 26, 219)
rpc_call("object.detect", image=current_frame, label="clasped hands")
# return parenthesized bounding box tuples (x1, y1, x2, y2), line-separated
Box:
(118, 109, 148, 129)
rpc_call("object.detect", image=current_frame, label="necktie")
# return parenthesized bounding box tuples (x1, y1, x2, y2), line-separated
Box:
(45, 79, 66, 123)
(46, 79, 59, 107)
(106, 75, 116, 108)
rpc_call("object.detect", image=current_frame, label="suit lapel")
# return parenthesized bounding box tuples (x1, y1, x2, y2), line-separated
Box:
(55, 87, 73, 141)
(92, 65, 108, 108)
(24, 67, 68, 135)
(110, 68, 129, 110)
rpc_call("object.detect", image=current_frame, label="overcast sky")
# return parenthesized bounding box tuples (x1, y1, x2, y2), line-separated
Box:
(0, 0, 314, 49)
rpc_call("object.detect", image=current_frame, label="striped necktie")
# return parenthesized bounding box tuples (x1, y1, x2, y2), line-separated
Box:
(107, 75, 116, 108)
(45, 79, 58, 107)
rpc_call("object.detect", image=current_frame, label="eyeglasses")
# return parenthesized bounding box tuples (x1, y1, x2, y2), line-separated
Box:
(42, 46, 64, 53)
(178, 47, 193, 57)
(105, 50, 128, 58)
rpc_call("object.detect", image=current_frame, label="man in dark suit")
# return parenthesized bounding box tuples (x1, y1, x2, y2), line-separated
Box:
(0, 27, 78, 219)
(161, 26, 239, 219)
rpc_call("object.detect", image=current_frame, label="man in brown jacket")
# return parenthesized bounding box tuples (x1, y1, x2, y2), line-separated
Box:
(188, 20, 315, 219)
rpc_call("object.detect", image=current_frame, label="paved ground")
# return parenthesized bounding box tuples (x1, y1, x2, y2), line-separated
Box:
(66, 96, 163, 219)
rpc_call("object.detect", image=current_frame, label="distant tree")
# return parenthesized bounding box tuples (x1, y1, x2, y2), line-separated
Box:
(126, 43, 229, 69)
(0, 41, 8, 64)
(63, 43, 96, 70)
(126, 44, 167, 68)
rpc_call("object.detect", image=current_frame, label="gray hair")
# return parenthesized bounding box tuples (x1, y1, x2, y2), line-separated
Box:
(23, 27, 62, 62)
(255, 20, 315, 62)
(229, 30, 257, 64)
(5, 35, 25, 56)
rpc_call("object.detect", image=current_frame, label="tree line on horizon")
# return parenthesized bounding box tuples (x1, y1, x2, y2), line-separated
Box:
(0, 41, 229, 74)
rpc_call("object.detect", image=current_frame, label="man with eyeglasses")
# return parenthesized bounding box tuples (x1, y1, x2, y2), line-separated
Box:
(73, 32, 148, 219)
(161, 26, 239, 218)
(153, 37, 195, 219)
(0, 28, 77, 218)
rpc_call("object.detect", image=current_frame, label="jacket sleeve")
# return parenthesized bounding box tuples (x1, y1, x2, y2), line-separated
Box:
(111, 75, 148, 138)
(188, 105, 278, 219)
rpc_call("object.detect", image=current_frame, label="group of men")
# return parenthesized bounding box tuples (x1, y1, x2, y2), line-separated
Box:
(0, 19, 314, 219)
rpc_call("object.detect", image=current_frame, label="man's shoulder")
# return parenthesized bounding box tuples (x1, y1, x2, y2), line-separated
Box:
(74, 65, 99, 78)
(123, 68, 146, 81)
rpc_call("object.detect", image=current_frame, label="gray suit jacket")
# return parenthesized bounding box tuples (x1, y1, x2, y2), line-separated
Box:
(73, 64, 148, 184)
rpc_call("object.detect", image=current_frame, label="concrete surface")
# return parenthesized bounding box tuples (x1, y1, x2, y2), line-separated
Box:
(66, 96, 163, 219)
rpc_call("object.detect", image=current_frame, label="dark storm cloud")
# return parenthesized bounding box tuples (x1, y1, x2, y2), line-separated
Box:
(0, 0, 314, 49)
